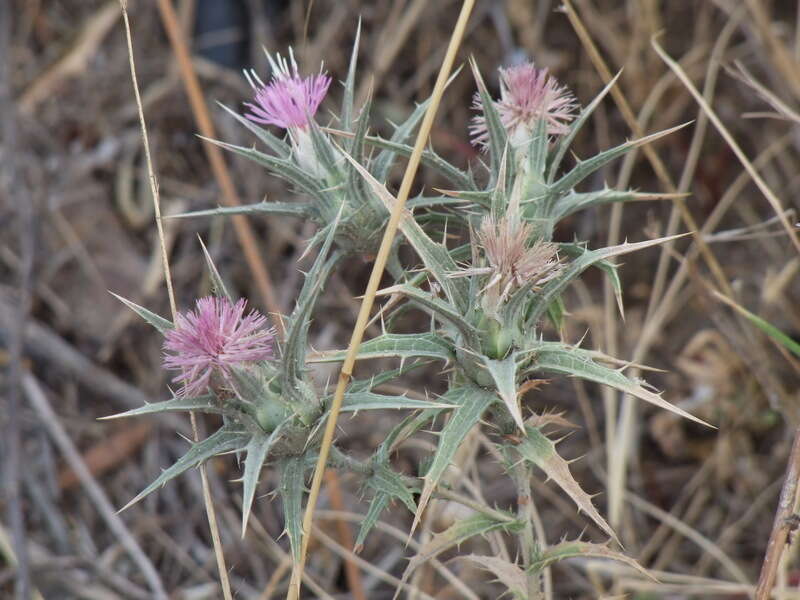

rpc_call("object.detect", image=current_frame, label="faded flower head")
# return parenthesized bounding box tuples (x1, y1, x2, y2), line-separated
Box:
(163, 296, 275, 397)
(453, 209, 561, 311)
(471, 62, 577, 149)
(243, 50, 331, 131)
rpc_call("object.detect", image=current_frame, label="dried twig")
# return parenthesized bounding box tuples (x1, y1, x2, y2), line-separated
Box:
(756, 427, 800, 599)
(118, 3, 233, 598)
(22, 374, 167, 598)
(1, 0, 32, 595)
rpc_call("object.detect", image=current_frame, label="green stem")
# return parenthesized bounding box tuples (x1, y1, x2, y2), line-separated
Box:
(513, 461, 542, 599)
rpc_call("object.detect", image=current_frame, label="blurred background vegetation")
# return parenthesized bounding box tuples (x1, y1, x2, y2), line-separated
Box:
(2, 0, 800, 598)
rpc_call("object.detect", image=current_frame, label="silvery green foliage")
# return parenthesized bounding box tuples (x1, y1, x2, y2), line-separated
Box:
(112, 35, 709, 598)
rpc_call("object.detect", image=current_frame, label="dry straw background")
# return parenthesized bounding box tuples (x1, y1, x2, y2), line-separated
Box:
(3, 0, 800, 598)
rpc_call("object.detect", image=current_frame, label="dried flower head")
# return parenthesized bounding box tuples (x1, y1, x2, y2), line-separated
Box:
(471, 62, 577, 149)
(163, 296, 275, 397)
(452, 210, 561, 311)
(243, 50, 331, 131)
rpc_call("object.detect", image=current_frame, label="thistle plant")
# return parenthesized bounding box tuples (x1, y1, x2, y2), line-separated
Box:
(111, 34, 710, 598)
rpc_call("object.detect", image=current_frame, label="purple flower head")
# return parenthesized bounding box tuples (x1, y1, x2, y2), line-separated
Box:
(163, 296, 275, 398)
(470, 62, 577, 150)
(243, 49, 331, 131)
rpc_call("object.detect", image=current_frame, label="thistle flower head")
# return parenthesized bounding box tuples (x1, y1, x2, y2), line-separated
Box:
(243, 49, 331, 131)
(478, 213, 561, 297)
(452, 207, 561, 312)
(471, 62, 577, 149)
(163, 296, 275, 397)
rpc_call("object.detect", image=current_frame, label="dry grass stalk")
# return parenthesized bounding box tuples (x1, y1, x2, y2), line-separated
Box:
(118, 2, 232, 598)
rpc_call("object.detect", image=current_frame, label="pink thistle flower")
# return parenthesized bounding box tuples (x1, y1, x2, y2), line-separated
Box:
(470, 62, 577, 150)
(243, 50, 331, 131)
(163, 296, 275, 398)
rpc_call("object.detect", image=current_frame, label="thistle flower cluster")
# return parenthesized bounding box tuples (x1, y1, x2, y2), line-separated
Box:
(113, 37, 705, 598)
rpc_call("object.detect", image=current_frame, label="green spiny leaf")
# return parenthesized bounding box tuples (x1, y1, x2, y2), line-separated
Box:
(342, 391, 453, 412)
(530, 540, 652, 579)
(100, 395, 221, 420)
(376, 284, 478, 348)
(168, 201, 313, 220)
(198, 237, 232, 301)
(551, 123, 689, 196)
(354, 491, 389, 553)
(218, 102, 290, 158)
(338, 151, 469, 311)
(367, 464, 417, 515)
(516, 426, 618, 543)
(120, 426, 248, 512)
(278, 455, 306, 563)
(547, 72, 621, 182)
(364, 136, 475, 191)
(527, 342, 710, 427)
(526, 235, 688, 326)
(341, 20, 361, 133)
(470, 57, 508, 184)
(482, 354, 525, 431)
(310, 333, 454, 365)
(110, 292, 172, 333)
(241, 425, 286, 533)
(200, 136, 327, 204)
(412, 385, 496, 534)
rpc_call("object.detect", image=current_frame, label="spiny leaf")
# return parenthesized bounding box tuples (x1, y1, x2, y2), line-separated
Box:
(412, 385, 496, 535)
(340, 19, 361, 132)
(526, 234, 689, 326)
(367, 464, 417, 515)
(558, 242, 623, 320)
(371, 69, 464, 183)
(338, 149, 469, 312)
(548, 71, 621, 182)
(470, 57, 508, 183)
(218, 102, 290, 158)
(528, 342, 711, 427)
(200, 136, 326, 203)
(347, 360, 430, 393)
(398, 512, 520, 599)
(529, 540, 653, 580)
(364, 135, 475, 190)
(341, 391, 453, 412)
(375, 283, 478, 348)
(458, 555, 527, 600)
(310, 333, 454, 365)
(551, 122, 690, 195)
(168, 201, 312, 220)
(282, 218, 341, 402)
(198, 237, 231, 301)
(554, 189, 682, 220)
(354, 492, 390, 552)
(100, 395, 221, 420)
(120, 426, 248, 512)
(515, 426, 618, 544)
(241, 425, 285, 534)
(278, 455, 306, 563)
(110, 292, 172, 333)
(482, 354, 525, 431)
(308, 120, 341, 176)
